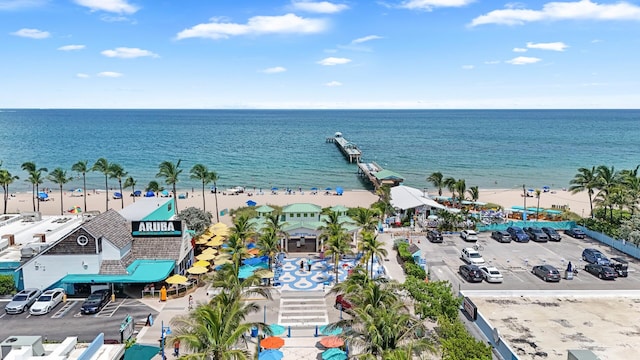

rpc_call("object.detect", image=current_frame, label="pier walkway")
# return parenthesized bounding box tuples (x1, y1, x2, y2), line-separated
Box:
(357, 162, 404, 190)
(326, 132, 361, 163)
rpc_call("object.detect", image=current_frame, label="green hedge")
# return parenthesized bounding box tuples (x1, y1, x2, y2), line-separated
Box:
(396, 242, 414, 263)
(0, 275, 16, 295)
(404, 262, 426, 279)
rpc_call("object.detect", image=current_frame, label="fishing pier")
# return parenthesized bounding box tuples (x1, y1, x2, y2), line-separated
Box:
(326, 132, 362, 163)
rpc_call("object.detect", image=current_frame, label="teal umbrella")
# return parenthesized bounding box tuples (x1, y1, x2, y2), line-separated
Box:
(268, 324, 286, 336)
(322, 348, 347, 360)
(258, 350, 283, 360)
(319, 325, 343, 336)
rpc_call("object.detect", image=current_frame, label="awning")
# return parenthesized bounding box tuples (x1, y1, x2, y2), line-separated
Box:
(59, 259, 175, 284)
(390, 185, 445, 210)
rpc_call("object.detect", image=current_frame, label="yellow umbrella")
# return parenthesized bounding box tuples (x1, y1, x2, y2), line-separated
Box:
(214, 258, 232, 266)
(202, 247, 217, 255)
(195, 235, 209, 245)
(212, 222, 228, 229)
(256, 270, 274, 279)
(193, 260, 211, 267)
(165, 274, 189, 284)
(206, 239, 223, 247)
(187, 266, 209, 275)
(214, 229, 230, 237)
(197, 253, 216, 261)
(215, 253, 231, 260)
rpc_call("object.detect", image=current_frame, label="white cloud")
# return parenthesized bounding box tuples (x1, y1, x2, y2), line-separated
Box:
(261, 66, 287, 74)
(58, 44, 85, 51)
(513, 47, 528, 52)
(0, 0, 47, 10)
(176, 13, 327, 40)
(10, 28, 50, 39)
(399, 0, 475, 11)
(484, 60, 501, 64)
(352, 35, 383, 44)
(97, 71, 123, 77)
(527, 41, 568, 51)
(470, 0, 640, 27)
(325, 81, 342, 86)
(74, 0, 138, 14)
(506, 56, 542, 65)
(462, 65, 475, 70)
(101, 47, 158, 58)
(76, 73, 90, 78)
(591, 39, 603, 43)
(291, 1, 349, 13)
(317, 57, 351, 66)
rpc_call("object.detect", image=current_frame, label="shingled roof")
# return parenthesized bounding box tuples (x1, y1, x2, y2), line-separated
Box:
(82, 209, 133, 249)
(99, 260, 129, 275)
(131, 237, 183, 261)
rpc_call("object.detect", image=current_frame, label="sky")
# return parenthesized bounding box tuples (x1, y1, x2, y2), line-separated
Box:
(1, 0, 640, 109)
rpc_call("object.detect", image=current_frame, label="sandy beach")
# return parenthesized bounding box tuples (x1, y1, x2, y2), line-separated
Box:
(2, 186, 593, 223)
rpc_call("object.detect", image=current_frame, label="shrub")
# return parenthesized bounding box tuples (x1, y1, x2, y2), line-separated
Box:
(403, 262, 426, 279)
(0, 275, 16, 295)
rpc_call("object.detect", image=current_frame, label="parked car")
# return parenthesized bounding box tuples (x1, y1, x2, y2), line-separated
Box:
(460, 230, 478, 242)
(582, 248, 611, 265)
(459, 264, 484, 283)
(491, 230, 512, 243)
(4, 288, 42, 314)
(524, 227, 549, 242)
(30, 288, 65, 315)
(609, 257, 629, 277)
(460, 248, 485, 265)
(565, 228, 586, 239)
(584, 263, 617, 280)
(80, 289, 111, 314)
(335, 294, 353, 311)
(541, 227, 562, 241)
(479, 266, 504, 283)
(531, 265, 561, 282)
(506, 226, 530, 242)
(427, 230, 443, 243)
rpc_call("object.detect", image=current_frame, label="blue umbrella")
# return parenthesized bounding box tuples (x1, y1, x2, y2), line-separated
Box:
(322, 348, 346, 360)
(161, 189, 170, 197)
(246, 242, 257, 249)
(246, 200, 257, 207)
(319, 325, 343, 336)
(271, 187, 278, 191)
(258, 350, 283, 360)
(311, 187, 318, 191)
(325, 187, 332, 191)
(38, 192, 48, 200)
(133, 190, 142, 197)
(243, 257, 263, 266)
(145, 191, 155, 197)
(335, 187, 343, 195)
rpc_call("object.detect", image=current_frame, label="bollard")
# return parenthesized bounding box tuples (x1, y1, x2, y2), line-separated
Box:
(62, 293, 67, 303)
(287, 326, 291, 338)
(315, 325, 319, 337)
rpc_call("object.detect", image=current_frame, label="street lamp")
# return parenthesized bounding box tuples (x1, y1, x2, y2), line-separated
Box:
(522, 184, 527, 221)
(160, 321, 172, 360)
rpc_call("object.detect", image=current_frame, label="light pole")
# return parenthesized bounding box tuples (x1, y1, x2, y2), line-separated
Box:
(522, 184, 527, 221)
(160, 321, 172, 360)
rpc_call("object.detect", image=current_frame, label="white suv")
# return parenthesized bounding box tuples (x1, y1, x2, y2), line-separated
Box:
(461, 248, 485, 265)
(461, 230, 479, 242)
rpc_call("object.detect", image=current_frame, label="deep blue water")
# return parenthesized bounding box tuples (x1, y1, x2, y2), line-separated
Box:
(0, 109, 638, 193)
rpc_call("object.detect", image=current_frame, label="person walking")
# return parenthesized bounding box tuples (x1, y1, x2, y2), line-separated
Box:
(299, 259, 305, 272)
(307, 258, 312, 272)
(173, 340, 180, 357)
(188, 294, 194, 310)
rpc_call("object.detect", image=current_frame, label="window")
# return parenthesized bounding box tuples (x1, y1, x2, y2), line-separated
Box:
(297, 213, 301, 217)
(304, 213, 308, 217)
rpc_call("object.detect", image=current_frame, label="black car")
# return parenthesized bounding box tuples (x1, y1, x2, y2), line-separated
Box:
(565, 228, 586, 239)
(81, 289, 111, 314)
(609, 257, 629, 277)
(584, 263, 617, 280)
(459, 264, 483, 283)
(524, 227, 549, 242)
(531, 265, 561, 282)
(541, 227, 562, 241)
(427, 230, 443, 243)
(491, 231, 511, 243)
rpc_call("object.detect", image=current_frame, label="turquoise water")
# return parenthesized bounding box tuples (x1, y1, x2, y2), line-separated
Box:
(0, 109, 638, 193)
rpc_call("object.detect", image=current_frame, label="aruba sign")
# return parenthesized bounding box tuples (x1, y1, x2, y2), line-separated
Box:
(131, 221, 182, 237)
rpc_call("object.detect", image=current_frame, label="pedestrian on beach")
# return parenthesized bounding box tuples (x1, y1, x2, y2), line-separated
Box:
(307, 258, 312, 271)
(300, 260, 304, 272)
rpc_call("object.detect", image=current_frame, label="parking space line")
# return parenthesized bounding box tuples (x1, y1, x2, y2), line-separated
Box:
(51, 301, 77, 319)
(0, 313, 5, 319)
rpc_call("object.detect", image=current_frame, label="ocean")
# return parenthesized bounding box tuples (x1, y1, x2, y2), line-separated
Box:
(0, 109, 638, 193)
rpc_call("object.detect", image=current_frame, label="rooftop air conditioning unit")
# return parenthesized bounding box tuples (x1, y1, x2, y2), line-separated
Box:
(0, 336, 45, 358)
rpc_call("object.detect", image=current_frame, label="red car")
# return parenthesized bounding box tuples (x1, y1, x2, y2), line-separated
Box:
(335, 294, 352, 311)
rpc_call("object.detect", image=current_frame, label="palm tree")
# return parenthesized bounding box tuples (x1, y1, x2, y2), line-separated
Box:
(374, 184, 393, 216)
(156, 160, 182, 214)
(146, 181, 163, 195)
(47, 168, 72, 215)
(108, 163, 127, 209)
(91, 158, 111, 212)
(319, 212, 352, 284)
(467, 186, 480, 203)
(210, 171, 220, 223)
(26, 170, 47, 212)
(0, 169, 19, 214)
(596, 165, 621, 220)
(257, 228, 280, 271)
(22, 162, 47, 212)
(232, 214, 255, 243)
(124, 176, 137, 203)
(535, 189, 542, 221)
(352, 207, 379, 233)
(358, 231, 388, 278)
(426, 171, 445, 196)
(569, 166, 598, 218)
(454, 178, 466, 205)
(190, 163, 212, 212)
(443, 177, 456, 202)
(71, 160, 89, 212)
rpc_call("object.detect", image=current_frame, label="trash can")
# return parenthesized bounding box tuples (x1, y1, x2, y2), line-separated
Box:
(565, 270, 573, 280)
(251, 327, 258, 338)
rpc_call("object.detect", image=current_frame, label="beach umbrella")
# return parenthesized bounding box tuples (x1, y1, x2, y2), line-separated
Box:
(215, 253, 231, 260)
(319, 336, 344, 349)
(202, 247, 217, 255)
(206, 238, 223, 247)
(193, 260, 211, 268)
(187, 266, 208, 275)
(271, 187, 278, 191)
(311, 187, 318, 191)
(260, 337, 284, 350)
(212, 222, 228, 230)
(268, 324, 286, 336)
(247, 248, 260, 256)
(196, 253, 216, 261)
(322, 348, 347, 360)
(319, 325, 343, 336)
(165, 274, 188, 284)
(161, 190, 170, 197)
(145, 191, 155, 197)
(214, 258, 232, 266)
(246, 200, 257, 207)
(258, 350, 283, 360)
(195, 236, 209, 245)
(68, 206, 82, 214)
(256, 270, 274, 279)
(38, 192, 48, 200)
(335, 187, 343, 195)
(325, 187, 332, 191)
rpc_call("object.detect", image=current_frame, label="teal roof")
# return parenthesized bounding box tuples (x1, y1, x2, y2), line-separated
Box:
(255, 205, 275, 213)
(283, 203, 322, 213)
(319, 214, 356, 225)
(374, 169, 404, 181)
(330, 205, 350, 213)
(59, 259, 175, 284)
(283, 221, 324, 232)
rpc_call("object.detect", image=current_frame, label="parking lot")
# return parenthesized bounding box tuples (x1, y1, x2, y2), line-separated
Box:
(0, 297, 158, 342)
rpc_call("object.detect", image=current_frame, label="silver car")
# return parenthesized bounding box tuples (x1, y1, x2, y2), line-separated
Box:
(5, 288, 42, 314)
